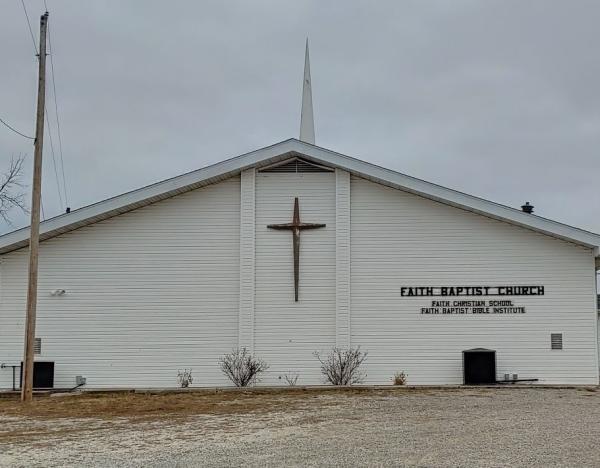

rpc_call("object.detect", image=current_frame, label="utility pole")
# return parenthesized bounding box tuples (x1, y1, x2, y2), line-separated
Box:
(22, 12, 48, 403)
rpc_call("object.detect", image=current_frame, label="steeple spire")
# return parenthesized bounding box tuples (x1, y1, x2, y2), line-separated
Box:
(299, 38, 315, 144)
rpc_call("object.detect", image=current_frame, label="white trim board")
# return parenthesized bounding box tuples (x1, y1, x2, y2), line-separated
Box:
(1, 138, 599, 254)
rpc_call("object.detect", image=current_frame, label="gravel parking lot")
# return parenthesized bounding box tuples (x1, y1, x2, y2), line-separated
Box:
(1, 387, 599, 467)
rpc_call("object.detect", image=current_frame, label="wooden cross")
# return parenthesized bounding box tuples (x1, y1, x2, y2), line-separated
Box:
(267, 197, 326, 302)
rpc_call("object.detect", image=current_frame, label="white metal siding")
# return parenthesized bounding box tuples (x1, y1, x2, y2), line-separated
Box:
(0, 177, 240, 389)
(335, 169, 351, 348)
(239, 169, 256, 352)
(350, 176, 599, 385)
(1, 167, 597, 390)
(254, 172, 336, 385)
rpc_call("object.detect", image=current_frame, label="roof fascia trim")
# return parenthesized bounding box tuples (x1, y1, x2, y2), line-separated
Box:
(0, 139, 300, 254)
(1, 138, 599, 254)
(287, 142, 600, 250)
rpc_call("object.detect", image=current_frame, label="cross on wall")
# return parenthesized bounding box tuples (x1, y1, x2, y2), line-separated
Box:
(267, 197, 326, 302)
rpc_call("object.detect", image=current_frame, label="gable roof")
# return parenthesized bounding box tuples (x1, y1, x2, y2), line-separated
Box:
(1, 138, 600, 255)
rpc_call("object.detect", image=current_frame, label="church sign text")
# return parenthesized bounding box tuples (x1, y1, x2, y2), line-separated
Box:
(400, 285, 545, 315)
(400, 286, 544, 297)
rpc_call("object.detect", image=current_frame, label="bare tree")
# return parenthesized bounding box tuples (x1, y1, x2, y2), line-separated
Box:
(219, 347, 269, 387)
(0, 155, 27, 224)
(314, 347, 368, 386)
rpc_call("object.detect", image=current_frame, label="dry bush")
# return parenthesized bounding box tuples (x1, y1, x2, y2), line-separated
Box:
(219, 347, 269, 387)
(177, 369, 193, 388)
(392, 371, 407, 386)
(314, 347, 367, 386)
(284, 372, 299, 386)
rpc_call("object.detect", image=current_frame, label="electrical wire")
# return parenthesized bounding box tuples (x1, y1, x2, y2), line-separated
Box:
(20, 0, 68, 214)
(0, 117, 34, 139)
(46, 16, 69, 207)
(44, 108, 64, 209)
(20, 0, 38, 54)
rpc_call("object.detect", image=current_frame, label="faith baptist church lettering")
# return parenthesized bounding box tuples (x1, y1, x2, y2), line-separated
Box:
(401, 286, 543, 315)
(1, 44, 599, 389)
(400, 286, 545, 297)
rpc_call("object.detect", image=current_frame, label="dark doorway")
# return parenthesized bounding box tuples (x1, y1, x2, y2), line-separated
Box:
(463, 349, 496, 384)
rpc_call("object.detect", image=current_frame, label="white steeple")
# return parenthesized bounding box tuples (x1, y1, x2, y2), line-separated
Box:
(299, 38, 315, 144)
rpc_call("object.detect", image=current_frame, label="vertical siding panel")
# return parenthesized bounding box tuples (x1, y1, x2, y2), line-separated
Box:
(239, 169, 256, 352)
(254, 172, 336, 385)
(350, 176, 599, 385)
(335, 169, 351, 348)
(0, 177, 241, 389)
(592, 267, 599, 373)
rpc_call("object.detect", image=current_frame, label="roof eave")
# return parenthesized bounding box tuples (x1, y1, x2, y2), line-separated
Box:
(1, 138, 599, 255)
(0, 140, 300, 254)
(293, 146, 600, 250)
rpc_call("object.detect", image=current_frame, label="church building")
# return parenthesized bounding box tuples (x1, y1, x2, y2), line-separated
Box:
(1, 46, 599, 389)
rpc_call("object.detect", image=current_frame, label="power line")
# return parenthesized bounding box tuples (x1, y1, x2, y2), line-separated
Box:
(44, 107, 64, 209)
(4, 2, 39, 143)
(46, 16, 69, 207)
(19, 0, 49, 220)
(20, 0, 68, 215)
(0, 117, 34, 139)
(20, 0, 38, 54)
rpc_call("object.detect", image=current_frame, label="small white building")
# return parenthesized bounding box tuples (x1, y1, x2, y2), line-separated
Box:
(1, 49, 599, 389)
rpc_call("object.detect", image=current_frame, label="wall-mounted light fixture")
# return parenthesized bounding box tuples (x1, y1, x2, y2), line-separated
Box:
(50, 289, 66, 296)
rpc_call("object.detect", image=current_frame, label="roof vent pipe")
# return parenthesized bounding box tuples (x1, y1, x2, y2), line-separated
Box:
(521, 202, 534, 214)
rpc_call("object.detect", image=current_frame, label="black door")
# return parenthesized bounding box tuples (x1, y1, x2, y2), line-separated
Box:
(463, 349, 496, 384)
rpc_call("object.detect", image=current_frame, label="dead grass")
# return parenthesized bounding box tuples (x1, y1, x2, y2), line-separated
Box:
(0, 385, 580, 421)
(0, 388, 359, 420)
(0, 388, 358, 444)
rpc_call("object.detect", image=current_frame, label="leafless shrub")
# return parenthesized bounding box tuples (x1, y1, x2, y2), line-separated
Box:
(219, 347, 269, 387)
(177, 369, 193, 388)
(0, 155, 27, 224)
(284, 372, 299, 386)
(392, 371, 407, 386)
(313, 346, 368, 386)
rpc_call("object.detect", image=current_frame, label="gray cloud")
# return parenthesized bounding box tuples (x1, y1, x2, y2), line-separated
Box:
(1, 0, 599, 234)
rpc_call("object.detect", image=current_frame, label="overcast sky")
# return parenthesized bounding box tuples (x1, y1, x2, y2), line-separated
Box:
(1, 0, 599, 235)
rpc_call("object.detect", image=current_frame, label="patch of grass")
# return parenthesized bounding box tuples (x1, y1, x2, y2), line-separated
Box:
(0, 387, 389, 421)
(2, 386, 584, 422)
(0, 388, 353, 421)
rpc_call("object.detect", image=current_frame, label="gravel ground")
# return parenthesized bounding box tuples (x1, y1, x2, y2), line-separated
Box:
(1, 387, 600, 467)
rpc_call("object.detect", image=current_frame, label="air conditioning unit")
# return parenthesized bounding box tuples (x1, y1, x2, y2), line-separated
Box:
(20, 361, 55, 389)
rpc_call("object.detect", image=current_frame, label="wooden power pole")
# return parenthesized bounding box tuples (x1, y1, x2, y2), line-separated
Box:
(22, 12, 49, 403)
